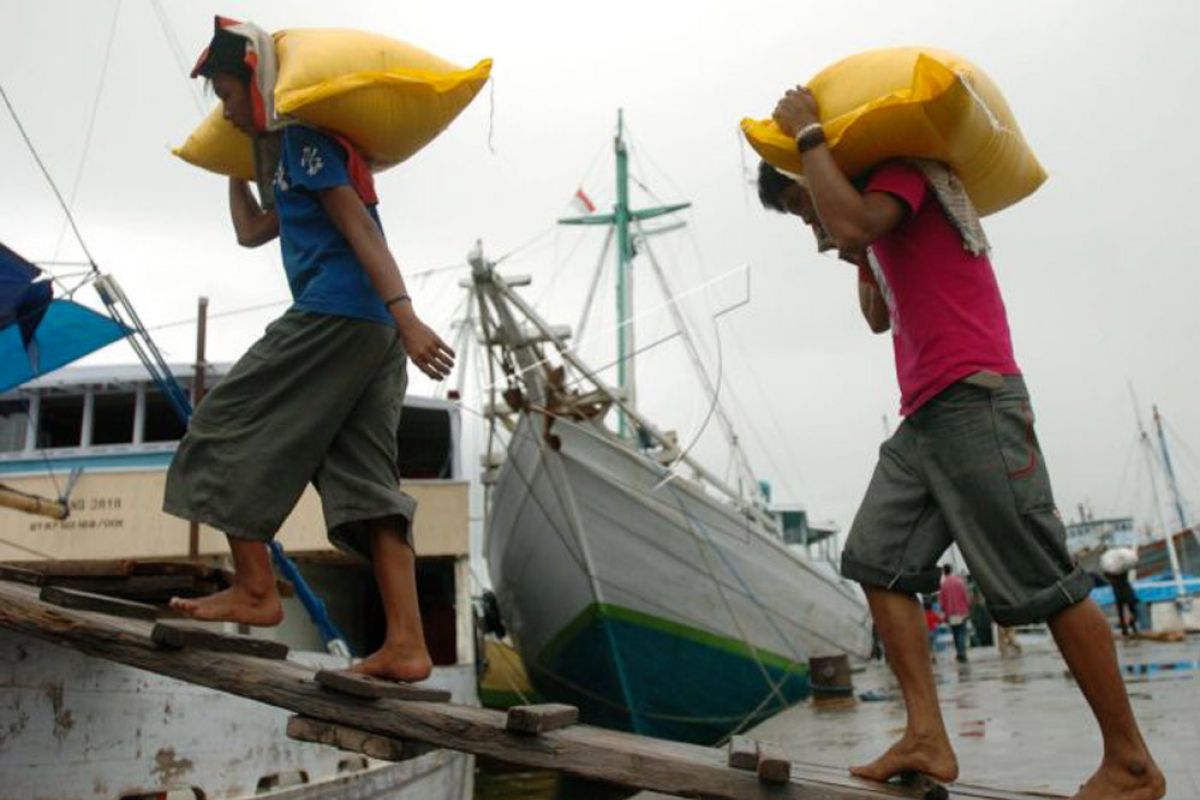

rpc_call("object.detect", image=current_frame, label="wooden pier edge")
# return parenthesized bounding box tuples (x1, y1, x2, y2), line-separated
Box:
(0, 580, 1061, 800)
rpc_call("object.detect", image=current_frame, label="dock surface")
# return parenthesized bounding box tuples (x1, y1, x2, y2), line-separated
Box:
(641, 631, 1199, 799)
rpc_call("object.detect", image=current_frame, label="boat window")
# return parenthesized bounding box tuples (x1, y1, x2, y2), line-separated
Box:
(37, 394, 83, 448)
(397, 406, 453, 478)
(92, 391, 136, 445)
(0, 400, 29, 452)
(143, 387, 188, 442)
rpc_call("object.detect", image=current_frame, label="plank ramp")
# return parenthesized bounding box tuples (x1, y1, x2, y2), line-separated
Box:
(0, 579, 1061, 800)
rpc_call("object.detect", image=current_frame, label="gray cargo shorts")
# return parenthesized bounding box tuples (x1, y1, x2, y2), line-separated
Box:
(841, 375, 1092, 626)
(163, 310, 416, 561)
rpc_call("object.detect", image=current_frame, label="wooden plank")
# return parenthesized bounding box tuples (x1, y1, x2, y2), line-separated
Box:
(0, 580, 1064, 800)
(24, 559, 136, 578)
(505, 703, 579, 734)
(151, 622, 289, 660)
(286, 715, 436, 762)
(315, 668, 452, 703)
(38, 585, 159, 621)
(0, 564, 45, 586)
(757, 744, 792, 784)
(49, 574, 199, 599)
(728, 736, 759, 771)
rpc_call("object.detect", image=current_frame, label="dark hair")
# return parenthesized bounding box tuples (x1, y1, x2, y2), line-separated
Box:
(194, 29, 252, 83)
(757, 160, 795, 214)
(942, 564, 952, 575)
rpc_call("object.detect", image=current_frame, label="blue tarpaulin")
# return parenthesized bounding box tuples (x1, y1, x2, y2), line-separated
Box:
(0, 243, 126, 393)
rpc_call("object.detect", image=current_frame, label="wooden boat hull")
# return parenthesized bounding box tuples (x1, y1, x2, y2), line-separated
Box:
(485, 413, 872, 744)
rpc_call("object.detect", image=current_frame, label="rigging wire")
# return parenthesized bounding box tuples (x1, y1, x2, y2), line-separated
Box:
(0, 84, 99, 270)
(51, 0, 123, 263)
(149, 0, 207, 119)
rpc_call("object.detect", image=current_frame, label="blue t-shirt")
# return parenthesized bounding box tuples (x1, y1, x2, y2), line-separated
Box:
(272, 126, 392, 325)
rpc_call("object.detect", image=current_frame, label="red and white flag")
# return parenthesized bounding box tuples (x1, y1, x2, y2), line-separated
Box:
(569, 187, 597, 214)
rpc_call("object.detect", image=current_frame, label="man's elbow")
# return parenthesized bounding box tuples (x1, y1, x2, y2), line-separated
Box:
(829, 224, 872, 255)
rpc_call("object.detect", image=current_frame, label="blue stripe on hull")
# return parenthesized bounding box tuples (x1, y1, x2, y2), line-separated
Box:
(531, 608, 810, 745)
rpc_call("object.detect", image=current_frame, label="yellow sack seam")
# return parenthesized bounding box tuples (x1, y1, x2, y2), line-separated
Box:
(276, 59, 493, 114)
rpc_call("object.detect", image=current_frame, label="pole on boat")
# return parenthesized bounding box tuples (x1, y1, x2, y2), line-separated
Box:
(0, 484, 67, 520)
(557, 111, 690, 440)
(188, 296, 208, 559)
(1153, 405, 1198, 592)
(1130, 388, 1186, 601)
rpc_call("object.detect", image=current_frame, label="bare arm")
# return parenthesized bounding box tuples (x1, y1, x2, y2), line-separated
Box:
(773, 87, 907, 253)
(858, 279, 891, 334)
(317, 185, 455, 380)
(229, 178, 279, 247)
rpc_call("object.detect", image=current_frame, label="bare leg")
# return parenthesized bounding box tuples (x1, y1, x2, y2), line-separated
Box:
(169, 536, 283, 626)
(350, 519, 433, 683)
(1048, 599, 1165, 800)
(850, 587, 958, 783)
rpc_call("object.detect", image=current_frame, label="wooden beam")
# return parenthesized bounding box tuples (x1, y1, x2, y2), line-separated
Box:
(0, 564, 44, 586)
(38, 585, 159, 621)
(151, 622, 289, 660)
(0, 580, 1061, 800)
(757, 744, 792, 784)
(315, 669, 452, 703)
(506, 703, 579, 734)
(286, 715, 436, 762)
(728, 736, 759, 771)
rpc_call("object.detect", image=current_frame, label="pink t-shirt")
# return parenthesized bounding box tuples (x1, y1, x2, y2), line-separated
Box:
(862, 162, 1020, 415)
(939, 574, 971, 620)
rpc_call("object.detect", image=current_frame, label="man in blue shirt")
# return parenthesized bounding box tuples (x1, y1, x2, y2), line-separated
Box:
(164, 25, 454, 686)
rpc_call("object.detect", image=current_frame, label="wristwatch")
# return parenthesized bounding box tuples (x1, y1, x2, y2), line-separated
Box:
(794, 122, 826, 153)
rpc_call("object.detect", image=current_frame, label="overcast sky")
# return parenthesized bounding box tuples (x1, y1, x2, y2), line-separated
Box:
(3, 0, 1199, 553)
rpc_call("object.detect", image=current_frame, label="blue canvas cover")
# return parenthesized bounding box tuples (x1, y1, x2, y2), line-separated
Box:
(0, 243, 127, 393)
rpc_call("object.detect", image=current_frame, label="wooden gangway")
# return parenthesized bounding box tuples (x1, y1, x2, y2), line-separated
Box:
(0, 576, 1062, 800)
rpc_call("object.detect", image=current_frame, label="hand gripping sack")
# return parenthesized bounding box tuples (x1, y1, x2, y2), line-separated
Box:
(741, 47, 1046, 216)
(174, 28, 492, 179)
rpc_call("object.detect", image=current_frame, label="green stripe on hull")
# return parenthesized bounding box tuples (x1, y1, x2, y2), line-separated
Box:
(532, 603, 810, 744)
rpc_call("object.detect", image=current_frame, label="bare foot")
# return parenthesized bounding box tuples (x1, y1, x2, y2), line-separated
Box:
(169, 584, 283, 627)
(850, 732, 959, 784)
(1071, 757, 1166, 800)
(350, 644, 433, 684)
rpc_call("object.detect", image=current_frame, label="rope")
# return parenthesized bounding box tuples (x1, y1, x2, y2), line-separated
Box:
(0, 84, 99, 270)
(148, 0, 206, 119)
(51, 0, 123, 263)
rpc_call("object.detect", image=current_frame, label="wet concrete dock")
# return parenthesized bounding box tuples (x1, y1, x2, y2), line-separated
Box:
(637, 631, 1199, 799)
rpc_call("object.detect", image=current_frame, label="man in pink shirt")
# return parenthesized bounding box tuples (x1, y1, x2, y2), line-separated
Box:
(758, 85, 1164, 800)
(939, 566, 971, 663)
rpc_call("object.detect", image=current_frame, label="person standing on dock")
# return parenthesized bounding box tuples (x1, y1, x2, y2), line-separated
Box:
(758, 85, 1165, 800)
(939, 565, 971, 663)
(162, 19, 455, 685)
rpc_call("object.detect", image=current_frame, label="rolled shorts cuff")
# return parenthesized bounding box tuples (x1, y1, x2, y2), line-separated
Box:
(840, 552, 941, 596)
(987, 565, 1094, 626)
(162, 500, 277, 543)
(326, 493, 418, 561)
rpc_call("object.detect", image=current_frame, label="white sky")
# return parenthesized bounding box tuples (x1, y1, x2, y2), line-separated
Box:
(2, 0, 1199, 548)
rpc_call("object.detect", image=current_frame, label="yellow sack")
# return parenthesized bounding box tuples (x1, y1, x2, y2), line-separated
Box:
(174, 28, 492, 180)
(741, 48, 1045, 216)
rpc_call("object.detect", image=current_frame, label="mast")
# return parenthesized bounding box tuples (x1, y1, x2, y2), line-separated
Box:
(1153, 405, 1199, 578)
(1131, 390, 1185, 599)
(558, 110, 689, 438)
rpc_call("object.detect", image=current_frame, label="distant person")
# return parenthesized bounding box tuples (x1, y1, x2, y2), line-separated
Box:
(759, 84, 1164, 799)
(1101, 547, 1141, 638)
(1106, 570, 1140, 638)
(996, 624, 1023, 659)
(967, 575, 994, 648)
(939, 565, 971, 663)
(162, 19, 455, 685)
(922, 596, 941, 663)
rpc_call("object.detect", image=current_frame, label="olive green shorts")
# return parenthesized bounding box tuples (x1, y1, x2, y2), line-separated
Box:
(163, 310, 415, 560)
(840, 376, 1092, 626)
